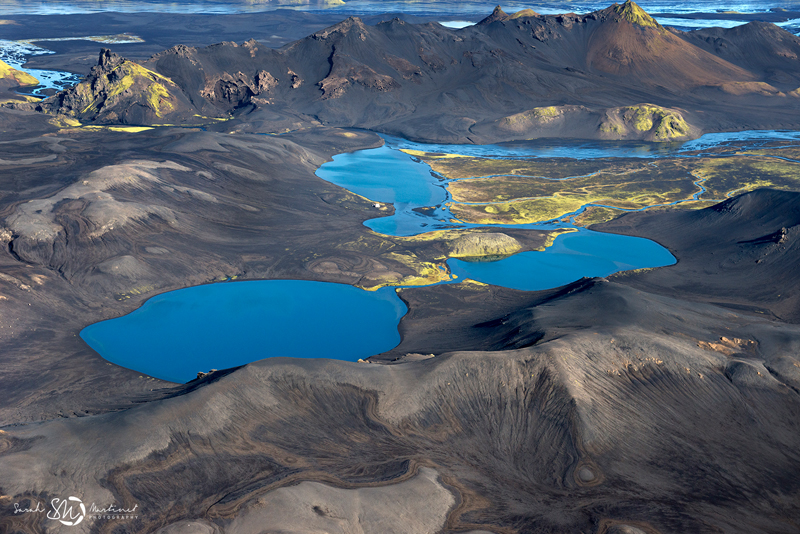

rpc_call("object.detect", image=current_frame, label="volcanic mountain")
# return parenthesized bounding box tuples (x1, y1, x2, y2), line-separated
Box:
(30, 48, 197, 124)
(18, 1, 800, 142)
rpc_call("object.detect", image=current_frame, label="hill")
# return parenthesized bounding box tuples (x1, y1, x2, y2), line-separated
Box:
(596, 188, 800, 322)
(25, 49, 199, 124)
(13, 1, 800, 141)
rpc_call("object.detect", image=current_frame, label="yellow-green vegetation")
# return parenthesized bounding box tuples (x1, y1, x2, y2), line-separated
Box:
(500, 106, 563, 132)
(572, 206, 626, 226)
(0, 59, 38, 86)
(411, 147, 800, 227)
(692, 156, 800, 198)
(369, 252, 452, 290)
(400, 149, 467, 159)
(447, 232, 522, 258)
(333, 142, 800, 288)
(424, 155, 606, 180)
(144, 83, 174, 117)
(457, 278, 490, 289)
(740, 147, 800, 159)
(510, 8, 540, 18)
(336, 228, 572, 289)
(599, 122, 625, 136)
(192, 114, 231, 121)
(429, 154, 701, 224)
(74, 60, 180, 118)
(450, 196, 590, 225)
(116, 284, 157, 301)
(613, 0, 661, 28)
(0, 94, 41, 104)
(48, 115, 82, 128)
(447, 160, 696, 204)
(608, 267, 657, 279)
(537, 228, 578, 248)
(601, 105, 692, 141)
(81, 125, 154, 133)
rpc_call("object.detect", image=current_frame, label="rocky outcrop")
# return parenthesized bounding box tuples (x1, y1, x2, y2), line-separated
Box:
(448, 232, 522, 258)
(599, 104, 695, 141)
(13, 49, 196, 124)
(201, 69, 279, 107)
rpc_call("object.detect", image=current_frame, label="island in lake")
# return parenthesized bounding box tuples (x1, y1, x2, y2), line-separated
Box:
(0, 1, 799, 533)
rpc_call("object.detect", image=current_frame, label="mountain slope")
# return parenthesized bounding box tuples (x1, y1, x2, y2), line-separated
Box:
(596, 189, 800, 322)
(2, 277, 799, 533)
(0, 59, 39, 103)
(12, 1, 800, 141)
(26, 49, 202, 124)
(679, 21, 800, 89)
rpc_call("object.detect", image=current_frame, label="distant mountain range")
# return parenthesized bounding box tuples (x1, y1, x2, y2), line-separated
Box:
(12, 0, 800, 141)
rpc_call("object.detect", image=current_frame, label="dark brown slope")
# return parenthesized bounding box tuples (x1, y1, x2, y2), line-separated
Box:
(679, 22, 800, 89)
(2, 277, 800, 533)
(15, 1, 800, 142)
(0, 127, 799, 532)
(595, 188, 800, 322)
(0, 119, 555, 425)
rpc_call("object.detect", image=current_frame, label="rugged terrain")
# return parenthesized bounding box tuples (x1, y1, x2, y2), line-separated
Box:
(2, 189, 800, 534)
(11, 1, 800, 141)
(0, 2, 799, 533)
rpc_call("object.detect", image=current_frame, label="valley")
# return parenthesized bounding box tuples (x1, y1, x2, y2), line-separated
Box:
(0, 2, 799, 533)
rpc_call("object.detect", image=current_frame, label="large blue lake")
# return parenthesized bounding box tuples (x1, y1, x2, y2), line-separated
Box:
(81, 281, 407, 383)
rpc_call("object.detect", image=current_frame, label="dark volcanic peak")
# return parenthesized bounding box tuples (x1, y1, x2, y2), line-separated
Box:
(10, 2, 800, 140)
(15, 49, 203, 125)
(609, 0, 662, 28)
(311, 15, 369, 40)
(478, 5, 510, 24)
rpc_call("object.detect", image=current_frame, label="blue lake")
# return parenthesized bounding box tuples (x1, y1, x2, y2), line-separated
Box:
(80, 280, 407, 383)
(86, 129, 799, 382)
(448, 230, 676, 291)
(316, 145, 457, 236)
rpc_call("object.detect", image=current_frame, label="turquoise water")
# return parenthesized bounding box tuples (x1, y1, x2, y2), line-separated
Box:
(80, 280, 407, 383)
(87, 130, 800, 381)
(382, 131, 800, 160)
(448, 230, 676, 290)
(317, 145, 458, 236)
(318, 132, 800, 236)
(0, 40, 83, 96)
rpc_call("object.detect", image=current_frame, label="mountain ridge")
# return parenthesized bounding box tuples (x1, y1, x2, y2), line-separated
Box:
(9, 1, 800, 141)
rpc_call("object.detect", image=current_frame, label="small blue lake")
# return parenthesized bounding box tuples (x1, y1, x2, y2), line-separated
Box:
(80, 280, 407, 383)
(448, 230, 676, 291)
